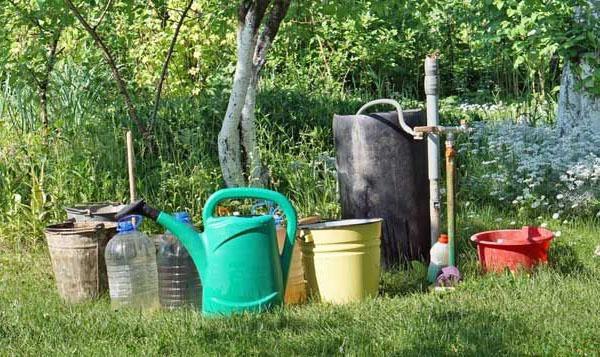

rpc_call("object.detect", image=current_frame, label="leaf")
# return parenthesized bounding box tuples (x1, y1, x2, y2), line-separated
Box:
(514, 55, 525, 69)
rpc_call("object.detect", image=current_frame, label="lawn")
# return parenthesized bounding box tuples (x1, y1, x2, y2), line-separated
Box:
(2, 207, 599, 355)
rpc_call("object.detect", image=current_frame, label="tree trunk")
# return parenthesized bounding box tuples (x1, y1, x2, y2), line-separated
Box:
(219, 0, 289, 187)
(218, 8, 259, 187)
(557, 1, 599, 133)
(239, 0, 289, 187)
(240, 71, 265, 186)
(557, 60, 600, 134)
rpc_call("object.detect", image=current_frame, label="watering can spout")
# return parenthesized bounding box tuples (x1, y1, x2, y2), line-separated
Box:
(115, 200, 207, 276)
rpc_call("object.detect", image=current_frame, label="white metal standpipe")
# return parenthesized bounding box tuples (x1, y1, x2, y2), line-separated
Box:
(424, 55, 440, 246)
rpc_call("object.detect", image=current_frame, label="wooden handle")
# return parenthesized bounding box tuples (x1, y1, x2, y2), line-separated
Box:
(126, 131, 136, 203)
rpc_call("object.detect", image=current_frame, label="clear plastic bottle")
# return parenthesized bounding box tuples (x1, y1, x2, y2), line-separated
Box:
(427, 234, 449, 283)
(105, 215, 159, 310)
(157, 212, 202, 309)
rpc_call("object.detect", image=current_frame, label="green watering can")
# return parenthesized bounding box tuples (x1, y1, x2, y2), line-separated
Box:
(115, 188, 297, 315)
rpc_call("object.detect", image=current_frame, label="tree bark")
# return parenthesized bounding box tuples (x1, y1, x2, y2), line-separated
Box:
(218, 4, 261, 187)
(240, 0, 290, 186)
(557, 1, 599, 133)
(240, 72, 263, 185)
(220, 0, 290, 187)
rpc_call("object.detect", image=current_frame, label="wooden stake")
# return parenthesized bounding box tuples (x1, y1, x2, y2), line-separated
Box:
(126, 131, 136, 203)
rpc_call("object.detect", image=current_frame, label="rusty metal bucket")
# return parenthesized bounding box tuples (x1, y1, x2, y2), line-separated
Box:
(45, 221, 117, 303)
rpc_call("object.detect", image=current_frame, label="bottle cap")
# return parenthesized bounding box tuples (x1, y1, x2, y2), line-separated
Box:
(438, 234, 448, 244)
(117, 215, 142, 232)
(174, 211, 191, 224)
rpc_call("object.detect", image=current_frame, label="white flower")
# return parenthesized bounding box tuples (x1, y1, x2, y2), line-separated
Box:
(552, 213, 560, 220)
(510, 221, 516, 225)
(541, 222, 548, 228)
(531, 202, 540, 209)
(554, 231, 562, 237)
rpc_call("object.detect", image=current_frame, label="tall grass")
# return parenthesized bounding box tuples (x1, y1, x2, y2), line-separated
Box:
(0, 70, 363, 248)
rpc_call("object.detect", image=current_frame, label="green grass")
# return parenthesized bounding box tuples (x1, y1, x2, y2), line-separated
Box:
(2, 207, 599, 355)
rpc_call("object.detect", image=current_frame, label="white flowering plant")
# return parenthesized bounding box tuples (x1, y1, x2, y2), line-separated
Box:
(457, 117, 600, 219)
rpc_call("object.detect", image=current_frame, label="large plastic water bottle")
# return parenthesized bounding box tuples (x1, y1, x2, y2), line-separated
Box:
(157, 212, 202, 309)
(105, 215, 159, 310)
(427, 234, 449, 283)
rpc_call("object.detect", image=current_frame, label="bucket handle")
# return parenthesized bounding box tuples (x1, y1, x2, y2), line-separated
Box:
(67, 207, 93, 215)
(202, 188, 298, 289)
(355, 98, 416, 137)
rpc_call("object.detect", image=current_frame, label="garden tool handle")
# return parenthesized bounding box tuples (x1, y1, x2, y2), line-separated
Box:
(203, 188, 298, 284)
(126, 131, 136, 203)
(356, 99, 416, 137)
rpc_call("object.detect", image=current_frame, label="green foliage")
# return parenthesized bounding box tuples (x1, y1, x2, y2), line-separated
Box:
(1, 0, 71, 77)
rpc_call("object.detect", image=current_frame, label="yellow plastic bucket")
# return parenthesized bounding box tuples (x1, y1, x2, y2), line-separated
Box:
(300, 218, 382, 304)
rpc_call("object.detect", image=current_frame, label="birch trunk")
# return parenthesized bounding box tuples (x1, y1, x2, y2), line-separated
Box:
(218, 10, 259, 187)
(219, 0, 290, 187)
(240, 71, 265, 186)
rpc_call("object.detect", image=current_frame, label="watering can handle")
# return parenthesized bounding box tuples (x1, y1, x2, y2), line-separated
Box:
(202, 188, 298, 285)
(355, 99, 416, 137)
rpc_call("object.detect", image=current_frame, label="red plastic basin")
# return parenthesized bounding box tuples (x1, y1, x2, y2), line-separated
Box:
(470, 226, 554, 273)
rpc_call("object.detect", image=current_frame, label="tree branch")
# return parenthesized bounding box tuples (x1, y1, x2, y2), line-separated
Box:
(64, 0, 147, 136)
(38, 31, 62, 128)
(253, 0, 291, 73)
(239, 0, 270, 31)
(150, 0, 194, 126)
(92, 0, 113, 30)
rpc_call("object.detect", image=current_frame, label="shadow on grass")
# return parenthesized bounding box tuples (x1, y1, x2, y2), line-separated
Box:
(548, 241, 588, 276)
(400, 307, 533, 355)
(379, 262, 429, 297)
